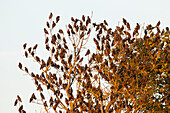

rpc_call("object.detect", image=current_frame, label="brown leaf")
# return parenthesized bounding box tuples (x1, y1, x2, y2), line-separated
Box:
(123, 18, 127, 25)
(22, 110, 26, 113)
(52, 21, 56, 29)
(92, 23, 97, 27)
(68, 24, 72, 29)
(87, 28, 91, 35)
(46, 44, 50, 51)
(37, 84, 43, 91)
(46, 21, 50, 28)
(33, 44, 38, 50)
(47, 57, 51, 66)
(17, 95, 22, 102)
(25, 51, 28, 58)
(63, 84, 67, 90)
(14, 99, 18, 106)
(127, 22, 131, 30)
(93, 38, 99, 45)
(85, 49, 90, 56)
(53, 105, 57, 110)
(40, 93, 45, 100)
(104, 20, 108, 26)
(56, 16, 60, 23)
(18, 105, 23, 112)
(59, 29, 64, 34)
(60, 93, 63, 99)
(44, 101, 47, 107)
(57, 33, 61, 39)
(49, 96, 53, 103)
(68, 54, 72, 64)
(56, 64, 60, 69)
(24, 67, 29, 73)
(161, 29, 165, 35)
(82, 15, 85, 22)
(44, 28, 49, 34)
(45, 37, 49, 44)
(18, 62, 22, 69)
(166, 27, 169, 31)
(94, 75, 98, 80)
(49, 12, 53, 19)
(29, 97, 33, 103)
(67, 29, 70, 36)
(87, 16, 91, 24)
(71, 29, 75, 34)
(52, 47, 55, 53)
(51, 34, 57, 44)
(23, 43, 27, 49)
(59, 77, 62, 85)
(63, 37, 67, 43)
(31, 72, 35, 77)
(65, 98, 69, 105)
(31, 51, 34, 56)
(156, 21, 160, 27)
(35, 56, 40, 62)
(79, 57, 83, 63)
(71, 17, 74, 21)
(31, 93, 36, 100)
(80, 32, 84, 39)
(28, 47, 32, 53)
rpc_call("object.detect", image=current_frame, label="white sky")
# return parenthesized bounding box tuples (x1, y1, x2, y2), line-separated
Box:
(0, 0, 170, 113)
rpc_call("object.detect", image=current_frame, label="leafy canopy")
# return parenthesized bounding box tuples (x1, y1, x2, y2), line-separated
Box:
(15, 13, 170, 113)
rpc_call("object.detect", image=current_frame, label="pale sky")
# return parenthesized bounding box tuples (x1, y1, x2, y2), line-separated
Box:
(0, 0, 170, 113)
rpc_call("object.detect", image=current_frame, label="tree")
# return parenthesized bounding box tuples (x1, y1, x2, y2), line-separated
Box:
(15, 13, 170, 113)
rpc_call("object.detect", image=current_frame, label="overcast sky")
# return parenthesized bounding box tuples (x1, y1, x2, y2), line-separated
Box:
(0, 0, 170, 113)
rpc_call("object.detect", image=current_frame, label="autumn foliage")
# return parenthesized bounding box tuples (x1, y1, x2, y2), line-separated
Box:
(15, 13, 170, 113)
